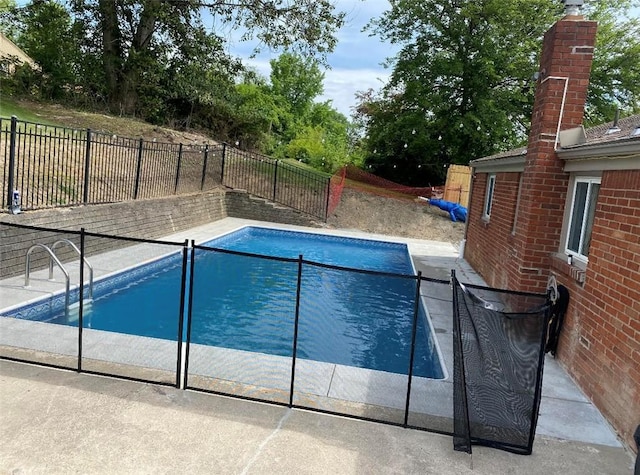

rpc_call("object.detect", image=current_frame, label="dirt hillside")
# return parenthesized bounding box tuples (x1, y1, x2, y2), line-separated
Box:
(327, 188, 466, 246)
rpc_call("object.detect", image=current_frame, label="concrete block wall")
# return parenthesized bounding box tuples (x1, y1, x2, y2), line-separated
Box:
(0, 190, 226, 279)
(1, 189, 320, 280)
(225, 189, 320, 227)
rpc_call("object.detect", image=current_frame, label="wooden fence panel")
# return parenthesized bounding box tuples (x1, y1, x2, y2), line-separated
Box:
(443, 165, 471, 207)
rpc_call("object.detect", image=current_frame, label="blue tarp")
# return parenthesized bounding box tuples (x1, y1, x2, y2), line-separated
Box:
(429, 199, 467, 223)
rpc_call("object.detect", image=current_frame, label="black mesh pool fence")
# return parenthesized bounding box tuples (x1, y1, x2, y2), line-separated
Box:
(3, 222, 556, 454)
(452, 271, 550, 455)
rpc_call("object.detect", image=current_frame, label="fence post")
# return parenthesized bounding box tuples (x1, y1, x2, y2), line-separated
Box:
(133, 138, 144, 199)
(176, 239, 189, 388)
(174, 143, 183, 194)
(200, 144, 209, 191)
(6, 116, 17, 211)
(324, 176, 331, 222)
(272, 160, 279, 202)
(83, 129, 92, 204)
(183, 243, 197, 390)
(220, 143, 227, 184)
(289, 254, 304, 407)
(404, 271, 422, 427)
(78, 227, 85, 372)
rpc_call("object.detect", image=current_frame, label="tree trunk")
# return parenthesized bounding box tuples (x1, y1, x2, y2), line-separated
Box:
(98, 0, 121, 108)
(99, 0, 160, 114)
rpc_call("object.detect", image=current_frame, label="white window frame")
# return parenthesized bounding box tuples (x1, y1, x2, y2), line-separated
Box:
(565, 177, 600, 262)
(483, 174, 496, 220)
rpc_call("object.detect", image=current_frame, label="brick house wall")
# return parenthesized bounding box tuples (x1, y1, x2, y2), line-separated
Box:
(549, 169, 640, 448)
(465, 172, 521, 289)
(464, 12, 640, 450)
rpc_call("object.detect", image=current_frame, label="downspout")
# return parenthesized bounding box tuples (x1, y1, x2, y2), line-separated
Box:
(540, 76, 570, 150)
(460, 166, 475, 259)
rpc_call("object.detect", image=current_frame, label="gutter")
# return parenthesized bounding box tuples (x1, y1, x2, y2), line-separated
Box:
(557, 139, 640, 160)
(470, 155, 526, 173)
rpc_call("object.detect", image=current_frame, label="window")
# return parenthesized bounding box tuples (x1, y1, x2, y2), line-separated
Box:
(483, 174, 496, 219)
(566, 177, 600, 260)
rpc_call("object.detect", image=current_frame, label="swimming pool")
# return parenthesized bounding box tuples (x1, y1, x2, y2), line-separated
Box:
(3, 227, 445, 379)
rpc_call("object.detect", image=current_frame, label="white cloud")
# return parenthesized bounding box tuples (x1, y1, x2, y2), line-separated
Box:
(229, 0, 398, 119)
(319, 67, 391, 118)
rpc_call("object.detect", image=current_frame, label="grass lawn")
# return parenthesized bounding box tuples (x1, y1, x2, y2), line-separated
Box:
(0, 97, 62, 126)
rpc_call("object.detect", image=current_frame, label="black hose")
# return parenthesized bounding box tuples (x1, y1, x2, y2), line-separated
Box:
(634, 424, 640, 475)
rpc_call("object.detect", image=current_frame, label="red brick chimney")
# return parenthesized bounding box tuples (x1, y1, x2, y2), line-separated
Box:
(510, 11, 598, 292)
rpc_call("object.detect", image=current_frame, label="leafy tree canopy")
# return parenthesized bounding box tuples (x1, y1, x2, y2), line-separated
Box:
(270, 53, 324, 120)
(585, 0, 640, 124)
(357, 0, 640, 185)
(66, 0, 343, 115)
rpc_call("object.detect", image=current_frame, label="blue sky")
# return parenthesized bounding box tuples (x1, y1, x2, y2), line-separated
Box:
(222, 0, 398, 118)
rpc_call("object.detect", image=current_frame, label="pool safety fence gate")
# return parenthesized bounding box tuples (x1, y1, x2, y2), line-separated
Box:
(1, 116, 331, 220)
(452, 272, 551, 455)
(0, 222, 551, 454)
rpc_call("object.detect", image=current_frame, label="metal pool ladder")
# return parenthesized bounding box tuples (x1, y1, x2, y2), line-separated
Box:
(51, 239, 94, 301)
(24, 240, 94, 321)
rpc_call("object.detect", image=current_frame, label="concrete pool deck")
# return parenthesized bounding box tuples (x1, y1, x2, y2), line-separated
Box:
(0, 218, 635, 473)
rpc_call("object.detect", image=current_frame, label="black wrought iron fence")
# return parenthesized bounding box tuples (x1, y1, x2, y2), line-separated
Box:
(222, 146, 331, 219)
(1, 116, 331, 220)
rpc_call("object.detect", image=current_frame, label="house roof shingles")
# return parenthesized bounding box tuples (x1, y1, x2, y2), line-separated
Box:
(471, 113, 640, 166)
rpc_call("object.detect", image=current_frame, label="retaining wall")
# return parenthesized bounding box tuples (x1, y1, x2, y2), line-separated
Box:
(0, 188, 320, 279)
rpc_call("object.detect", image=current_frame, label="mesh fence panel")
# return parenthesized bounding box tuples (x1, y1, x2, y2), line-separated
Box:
(0, 224, 81, 368)
(78, 233, 185, 385)
(186, 247, 297, 404)
(3, 221, 555, 446)
(292, 262, 419, 424)
(453, 276, 550, 455)
(407, 278, 453, 432)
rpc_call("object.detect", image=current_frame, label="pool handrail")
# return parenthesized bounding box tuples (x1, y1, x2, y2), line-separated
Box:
(25, 243, 70, 319)
(51, 239, 94, 300)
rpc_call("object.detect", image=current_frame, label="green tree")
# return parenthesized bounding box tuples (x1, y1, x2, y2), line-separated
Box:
(70, 0, 344, 115)
(584, 1, 640, 124)
(14, 0, 77, 99)
(269, 52, 325, 119)
(0, 0, 17, 37)
(361, 0, 640, 185)
(282, 102, 352, 172)
(230, 80, 282, 150)
(0, 0, 16, 32)
(262, 53, 355, 172)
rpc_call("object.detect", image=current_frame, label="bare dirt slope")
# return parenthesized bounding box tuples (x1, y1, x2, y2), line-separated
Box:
(14, 100, 214, 145)
(327, 188, 466, 246)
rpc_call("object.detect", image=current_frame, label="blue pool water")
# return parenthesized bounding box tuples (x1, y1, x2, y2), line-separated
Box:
(5, 227, 444, 379)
